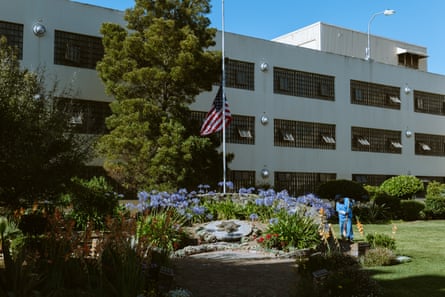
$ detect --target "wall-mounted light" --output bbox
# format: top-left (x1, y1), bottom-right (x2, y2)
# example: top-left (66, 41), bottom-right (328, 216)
top-left (260, 114), bottom-right (269, 125)
top-left (404, 86), bottom-right (411, 94)
top-left (32, 22), bottom-right (46, 37)
top-left (260, 168), bottom-right (270, 179)
top-left (405, 130), bottom-right (413, 137)
top-left (260, 62), bottom-right (269, 72)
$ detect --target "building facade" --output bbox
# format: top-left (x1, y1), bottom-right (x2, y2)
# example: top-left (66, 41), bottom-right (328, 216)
top-left (2, 0), bottom-right (445, 195)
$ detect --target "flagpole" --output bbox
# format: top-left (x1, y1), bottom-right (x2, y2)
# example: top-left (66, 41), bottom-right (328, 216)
top-left (221, 0), bottom-right (227, 194)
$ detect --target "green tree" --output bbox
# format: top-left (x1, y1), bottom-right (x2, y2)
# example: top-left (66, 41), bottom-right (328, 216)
top-left (96, 0), bottom-right (223, 192)
top-left (0, 38), bottom-right (92, 210)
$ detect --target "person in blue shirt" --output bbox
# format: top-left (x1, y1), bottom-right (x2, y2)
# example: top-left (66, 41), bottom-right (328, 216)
top-left (335, 195), bottom-right (354, 242)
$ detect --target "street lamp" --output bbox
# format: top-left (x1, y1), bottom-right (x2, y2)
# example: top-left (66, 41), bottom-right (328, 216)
top-left (365, 9), bottom-right (395, 60)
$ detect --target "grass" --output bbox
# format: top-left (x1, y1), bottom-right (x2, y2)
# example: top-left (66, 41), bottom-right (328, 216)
top-left (353, 220), bottom-right (445, 297)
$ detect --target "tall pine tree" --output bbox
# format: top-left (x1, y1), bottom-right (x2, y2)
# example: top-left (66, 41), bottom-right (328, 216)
top-left (97, 0), bottom-right (224, 192)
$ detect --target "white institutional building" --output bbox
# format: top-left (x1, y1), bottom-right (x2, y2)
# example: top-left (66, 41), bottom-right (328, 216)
top-left (2, 0), bottom-right (445, 195)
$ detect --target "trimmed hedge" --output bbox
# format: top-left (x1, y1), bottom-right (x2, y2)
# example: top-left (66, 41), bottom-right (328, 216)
top-left (400, 200), bottom-right (425, 221)
top-left (316, 179), bottom-right (368, 201)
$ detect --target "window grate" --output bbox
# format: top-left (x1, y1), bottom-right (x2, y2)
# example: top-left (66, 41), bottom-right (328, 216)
top-left (0, 21), bottom-right (23, 59)
top-left (274, 119), bottom-right (336, 150)
top-left (350, 80), bottom-right (400, 110)
top-left (54, 30), bottom-right (104, 69)
top-left (274, 67), bottom-right (335, 101)
top-left (351, 127), bottom-right (402, 154)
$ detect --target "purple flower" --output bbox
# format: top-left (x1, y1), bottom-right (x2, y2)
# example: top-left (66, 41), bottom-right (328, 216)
top-left (249, 213), bottom-right (259, 221)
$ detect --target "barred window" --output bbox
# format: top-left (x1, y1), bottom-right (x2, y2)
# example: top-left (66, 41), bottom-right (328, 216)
top-left (274, 172), bottom-right (336, 197)
top-left (274, 67), bottom-right (335, 101)
top-left (227, 115), bottom-right (255, 144)
top-left (190, 111), bottom-right (255, 144)
top-left (351, 127), bottom-right (402, 154)
top-left (350, 80), bottom-right (401, 109)
top-left (228, 170), bottom-right (256, 190)
top-left (415, 133), bottom-right (445, 156)
top-left (274, 119), bottom-right (336, 150)
top-left (414, 90), bottom-right (445, 116)
top-left (225, 59), bottom-right (254, 90)
top-left (54, 30), bottom-right (104, 69)
top-left (352, 174), bottom-right (394, 186)
top-left (0, 21), bottom-right (23, 59)
top-left (56, 98), bottom-right (111, 134)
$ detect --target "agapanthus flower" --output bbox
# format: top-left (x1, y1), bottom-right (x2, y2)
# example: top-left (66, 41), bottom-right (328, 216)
top-left (138, 191), bottom-right (149, 202)
top-left (249, 213), bottom-right (259, 221)
top-left (269, 217), bottom-right (278, 225)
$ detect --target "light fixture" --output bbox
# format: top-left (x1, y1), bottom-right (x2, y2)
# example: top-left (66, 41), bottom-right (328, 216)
top-left (404, 86), bottom-right (412, 94)
top-left (260, 114), bottom-right (269, 125)
top-left (365, 9), bottom-right (395, 60)
top-left (260, 168), bottom-right (270, 179)
top-left (405, 130), bottom-right (412, 137)
top-left (260, 62), bottom-right (269, 72)
top-left (32, 22), bottom-right (46, 37)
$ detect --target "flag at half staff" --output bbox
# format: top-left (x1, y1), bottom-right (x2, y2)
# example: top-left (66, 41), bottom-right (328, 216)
top-left (200, 86), bottom-right (232, 136)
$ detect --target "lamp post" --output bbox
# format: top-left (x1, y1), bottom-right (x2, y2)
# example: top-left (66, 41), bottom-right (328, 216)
top-left (365, 9), bottom-right (395, 60)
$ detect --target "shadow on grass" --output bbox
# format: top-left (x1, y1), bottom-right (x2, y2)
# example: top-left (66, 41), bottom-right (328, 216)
top-left (368, 269), bottom-right (445, 297)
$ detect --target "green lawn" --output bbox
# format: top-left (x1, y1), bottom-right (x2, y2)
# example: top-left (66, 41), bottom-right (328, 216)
top-left (353, 220), bottom-right (445, 297)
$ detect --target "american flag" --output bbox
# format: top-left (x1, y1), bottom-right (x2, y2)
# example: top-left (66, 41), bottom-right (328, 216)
top-left (200, 86), bottom-right (232, 136)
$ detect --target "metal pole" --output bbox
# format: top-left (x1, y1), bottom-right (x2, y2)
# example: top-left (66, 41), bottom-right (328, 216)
top-left (221, 0), bottom-right (227, 194)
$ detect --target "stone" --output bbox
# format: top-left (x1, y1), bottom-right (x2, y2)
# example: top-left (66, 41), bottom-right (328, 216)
top-left (203, 220), bottom-right (252, 241)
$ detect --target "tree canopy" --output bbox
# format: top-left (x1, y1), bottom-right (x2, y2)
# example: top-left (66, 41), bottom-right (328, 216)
top-left (96, 0), bottom-right (224, 192)
top-left (0, 38), bottom-right (92, 210)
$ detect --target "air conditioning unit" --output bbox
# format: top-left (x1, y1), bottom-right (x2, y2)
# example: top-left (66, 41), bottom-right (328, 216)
top-left (70, 113), bottom-right (83, 125)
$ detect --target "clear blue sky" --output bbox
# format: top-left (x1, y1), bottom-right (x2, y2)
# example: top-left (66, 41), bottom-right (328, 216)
top-left (77, 0), bottom-right (445, 75)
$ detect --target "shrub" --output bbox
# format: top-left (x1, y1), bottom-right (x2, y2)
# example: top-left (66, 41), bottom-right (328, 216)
top-left (316, 179), bottom-right (369, 201)
top-left (424, 197), bottom-right (445, 219)
top-left (366, 232), bottom-right (396, 250)
top-left (380, 175), bottom-right (424, 199)
top-left (137, 207), bottom-right (187, 258)
top-left (400, 200), bottom-right (425, 221)
top-left (424, 181), bottom-right (445, 218)
top-left (353, 201), bottom-right (390, 223)
top-left (263, 209), bottom-right (320, 251)
top-left (203, 198), bottom-right (245, 220)
top-left (296, 252), bottom-right (382, 297)
top-left (425, 180), bottom-right (445, 199)
top-left (361, 247), bottom-right (396, 267)
top-left (65, 176), bottom-right (121, 230)
top-left (373, 191), bottom-right (401, 219)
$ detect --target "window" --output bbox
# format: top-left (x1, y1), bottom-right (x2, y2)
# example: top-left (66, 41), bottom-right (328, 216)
top-left (321, 135), bottom-right (336, 144)
top-left (190, 111), bottom-right (255, 145)
top-left (414, 133), bottom-right (445, 156)
top-left (228, 170), bottom-right (256, 190)
top-left (56, 98), bottom-right (111, 134)
top-left (351, 127), bottom-right (402, 154)
top-left (388, 95), bottom-right (401, 105)
top-left (357, 137), bottom-right (370, 146)
top-left (0, 21), bottom-right (23, 59)
top-left (225, 59), bottom-right (254, 90)
top-left (275, 172), bottom-right (336, 197)
top-left (414, 90), bottom-right (445, 116)
top-left (238, 127), bottom-right (253, 139)
top-left (281, 130), bottom-right (295, 142)
top-left (274, 119), bottom-right (336, 150)
top-left (350, 80), bottom-right (401, 109)
top-left (227, 115), bottom-right (255, 144)
top-left (54, 30), bottom-right (104, 69)
top-left (389, 140), bottom-right (403, 149)
top-left (274, 67), bottom-right (335, 101)
top-left (352, 174), bottom-right (394, 186)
